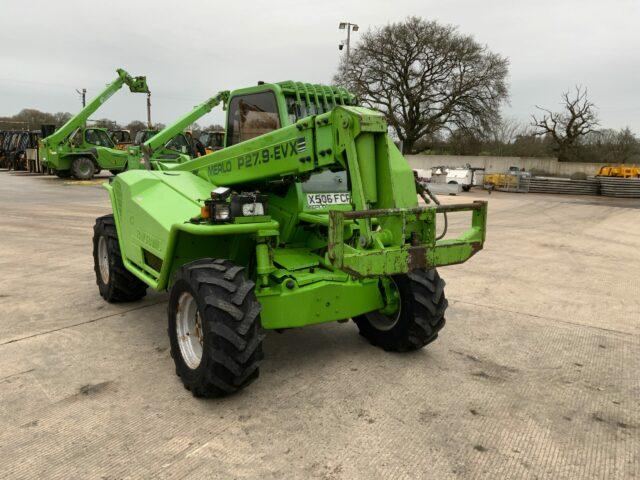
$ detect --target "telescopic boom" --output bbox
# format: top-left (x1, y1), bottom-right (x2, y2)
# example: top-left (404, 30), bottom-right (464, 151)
top-left (44, 68), bottom-right (149, 147)
top-left (140, 91), bottom-right (229, 166)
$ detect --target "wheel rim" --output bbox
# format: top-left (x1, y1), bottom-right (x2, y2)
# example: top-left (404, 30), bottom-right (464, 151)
top-left (79, 160), bottom-right (91, 176)
top-left (98, 236), bottom-right (110, 284)
top-left (176, 292), bottom-right (203, 369)
top-left (365, 278), bottom-right (401, 331)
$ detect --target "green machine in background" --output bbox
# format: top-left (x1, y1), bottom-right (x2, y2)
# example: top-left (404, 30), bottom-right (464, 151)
top-left (39, 69), bottom-right (149, 179)
top-left (93, 80), bottom-right (487, 397)
top-left (124, 92), bottom-right (228, 169)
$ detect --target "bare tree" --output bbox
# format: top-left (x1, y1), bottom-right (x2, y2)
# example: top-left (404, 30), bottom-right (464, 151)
top-left (612, 127), bottom-right (639, 163)
top-left (483, 117), bottom-right (528, 156)
top-left (531, 86), bottom-right (598, 161)
top-left (334, 16), bottom-right (509, 154)
top-left (123, 120), bottom-right (148, 138)
top-left (582, 127), bottom-right (639, 164)
top-left (53, 112), bottom-right (73, 126)
top-left (488, 117), bottom-right (525, 145)
top-left (93, 118), bottom-right (121, 130)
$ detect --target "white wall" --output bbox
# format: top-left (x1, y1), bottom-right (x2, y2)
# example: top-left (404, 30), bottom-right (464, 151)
top-left (406, 155), bottom-right (603, 177)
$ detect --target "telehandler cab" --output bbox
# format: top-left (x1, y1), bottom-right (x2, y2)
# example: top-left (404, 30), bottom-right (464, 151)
top-left (93, 81), bottom-right (487, 397)
top-left (110, 129), bottom-right (132, 150)
top-left (39, 69), bottom-right (149, 179)
top-left (200, 130), bottom-right (225, 154)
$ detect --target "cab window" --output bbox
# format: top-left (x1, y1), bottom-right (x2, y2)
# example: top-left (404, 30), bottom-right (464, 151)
top-left (165, 133), bottom-right (191, 154)
top-left (226, 91), bottom-right (280, 147)
top-left (68, 128), bottom-right (82, 147)
top-left (134, 130), bottom-right (158, 145)
top-left (111, 131), bottom-right (130, 143)
top-left (85, 129), bottom-right (114, 147)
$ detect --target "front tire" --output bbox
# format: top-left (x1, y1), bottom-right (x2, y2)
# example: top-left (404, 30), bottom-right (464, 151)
top-left (168, 259), bottom-right (265, 398)
top-left (71, 156), bottom-right (95, 180)
top-left (354, 269), bottom-right (447, 352)
top-left (93, 215), bottom-right (147, 302)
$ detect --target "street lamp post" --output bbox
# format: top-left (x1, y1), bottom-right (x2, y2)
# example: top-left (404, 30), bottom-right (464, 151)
top-left (338, 21), bottom-right (359, 67)
top-left (76, 88), bottom-right (86, 126)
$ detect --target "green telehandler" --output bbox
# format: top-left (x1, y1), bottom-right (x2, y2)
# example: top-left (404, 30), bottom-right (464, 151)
top-left (39, 69), bottom-right (149, 179)
top-left (93, 81), bottom-right (487, 397)
top-left (124, 92), bottom-right (228, 168)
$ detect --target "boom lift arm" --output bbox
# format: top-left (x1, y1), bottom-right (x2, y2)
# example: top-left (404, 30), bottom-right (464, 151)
top-left (143, 92), bottom-right (228, 156)
top-left (140, 91), bottom-right (229, 167)
top-left (43, 69), bottom-right (149, 148)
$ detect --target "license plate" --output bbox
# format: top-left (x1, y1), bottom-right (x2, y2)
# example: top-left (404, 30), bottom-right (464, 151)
top-left (306, 192), bottom-right (351, 209)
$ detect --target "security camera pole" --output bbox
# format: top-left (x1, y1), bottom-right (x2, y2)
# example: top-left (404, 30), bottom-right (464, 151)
top-left (338, 21), bottom-right (359, 67)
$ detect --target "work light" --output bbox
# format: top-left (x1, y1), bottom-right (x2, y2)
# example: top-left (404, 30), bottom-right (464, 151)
top-left (213, 203), bottom-right (231, 221)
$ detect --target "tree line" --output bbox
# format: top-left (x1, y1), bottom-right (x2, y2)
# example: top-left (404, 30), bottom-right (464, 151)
top-left (0, 108), bottom-right (222, 140)
top-left (335, 16), bottom-right (639, 163)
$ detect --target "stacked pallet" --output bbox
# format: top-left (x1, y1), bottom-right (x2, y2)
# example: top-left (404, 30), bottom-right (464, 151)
top-left (527, 177), bottom-right (600, 195)
top-left (599, 177), bottom-right (640, 198)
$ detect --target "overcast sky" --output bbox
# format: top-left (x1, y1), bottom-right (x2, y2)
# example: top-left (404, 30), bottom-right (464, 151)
top-left (1, 0), bottom-right (639, 132)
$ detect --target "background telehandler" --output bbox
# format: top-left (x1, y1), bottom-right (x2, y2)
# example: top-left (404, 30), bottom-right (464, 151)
top-left (93, 81), bottom-right (487, 397)
top-left (199, 129), bottom-right (225, 154)
top-left (110, 129), bottom-right (132, 150)
top-left (39, 69), bottom-right (149, 179)
top-left (125, 92), bottom-right (228, 168)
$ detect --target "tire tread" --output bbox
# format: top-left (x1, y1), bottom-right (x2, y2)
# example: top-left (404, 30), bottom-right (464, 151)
top-left (354, 269), bottom-right (447, 352)
top-left (93, 215), bottom-right (147, 302)
top-left (169, 259), bottom-right (264, 398)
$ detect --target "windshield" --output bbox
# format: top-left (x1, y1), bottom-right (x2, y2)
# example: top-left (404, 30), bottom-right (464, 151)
top-left (200, 132), bottom-right (224, 148)
top-left (165, 133), bottom-right (192, 154)
top-left (286, 96), bottom-right (314, 124)
top-left (85, 129), bottom-right (115, 147)
top-left (111, 130), bottom-right (131, 143)
top-left (134, 130), bottom-right (159, 145)
top-left (226, 92), bottom-right (280, 147)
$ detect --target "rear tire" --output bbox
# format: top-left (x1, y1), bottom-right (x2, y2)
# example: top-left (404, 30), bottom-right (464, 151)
top-left (168, 259), bottom-right (265, 398)
top-left (93, 215), bottom-right (147, 302)
top-left (354, 269), bottom-right (447, 352)
top-left (71, 156), bottom-right (96, 180)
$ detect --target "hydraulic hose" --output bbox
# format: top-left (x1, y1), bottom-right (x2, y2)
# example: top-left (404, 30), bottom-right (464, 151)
top-left (415, 179), bottom-right (448, 241)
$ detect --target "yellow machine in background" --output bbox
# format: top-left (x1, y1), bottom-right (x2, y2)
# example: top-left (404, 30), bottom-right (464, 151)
top-left (483, 168), bottom-right (531, 193)
top-left (596, 165), bottom-right (640, 178)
